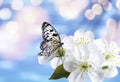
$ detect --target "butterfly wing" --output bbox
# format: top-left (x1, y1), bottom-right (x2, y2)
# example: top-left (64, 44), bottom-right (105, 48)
top-left (39, 22), bottom-right (63, 57)
top-left (42, 22), bottom-right (61, 43)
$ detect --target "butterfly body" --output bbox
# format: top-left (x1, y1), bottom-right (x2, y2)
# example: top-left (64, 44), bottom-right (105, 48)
top-left (39, 22), bottom-right (63, 57)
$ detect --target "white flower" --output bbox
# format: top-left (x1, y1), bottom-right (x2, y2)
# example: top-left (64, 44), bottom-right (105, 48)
top-left (74, 29), bottom-right (94, 45)
top-left (94, 39), bottom-right (120, 78)
top-left (50, 36), bottom-right (74, 69)
top-left (73, 29), bottom-right (98, 58)
top-left (63, 30), bottom-right (104, 82)
top-left (64, 45), bottom-right (104, 82)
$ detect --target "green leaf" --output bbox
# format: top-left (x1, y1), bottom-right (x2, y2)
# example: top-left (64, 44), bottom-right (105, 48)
top-left (49, 64), bottom-right (70, 80)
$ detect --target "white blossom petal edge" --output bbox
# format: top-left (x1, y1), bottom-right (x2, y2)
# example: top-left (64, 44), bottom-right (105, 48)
top-left (64, 30), bottom-right (104, 82)
top-left (64, 45), bottom-right (104, 82)
top-left (94, 39), bottom-right (120, 78)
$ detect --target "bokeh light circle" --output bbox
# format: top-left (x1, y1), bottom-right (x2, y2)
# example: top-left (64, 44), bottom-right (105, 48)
top-left (15, 6), bottom-right (49, 25)
top-left (5, 21), bottom-right (19, 36)
top-left (30, 0), bottom-right (43, 6)
top-left (85, 9), bottom-right (95, 20)
top-left (53, 0), bottom-right (89, 19)
top-left (106, 18), bottom-right (117, 28)
top-left (11, 0), bottom-right (24, 11)
top-left (97, 0), bottom-right (109, 6)
top-left (116, 0), bottom-right (120, 10)
top-left (92, 3), bottom-right (103, 15)
top-left (104, 2), bottom-right (112, 11)
top-left (0, 8), bottom-right (12, 20)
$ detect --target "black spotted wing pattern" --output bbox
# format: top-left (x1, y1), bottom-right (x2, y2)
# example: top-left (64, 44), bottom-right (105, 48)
top-left (39, 22), bottom-right (63, 57)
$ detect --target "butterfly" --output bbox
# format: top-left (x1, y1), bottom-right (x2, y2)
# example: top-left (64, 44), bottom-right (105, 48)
top-left (38, 22), bottom-right (63, 58)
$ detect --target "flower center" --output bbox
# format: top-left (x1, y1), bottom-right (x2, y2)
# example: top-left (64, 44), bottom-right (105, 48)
top-left (105, 52), bottom-right (115, 61)
top-left (79, 62), bottom-right (92, 72)
top-left (56, 47), bottom-right (65, 57)
top-left (105, 42), bottom-right (119, 54)
top-left (76, 37), bottom-right (90, 45)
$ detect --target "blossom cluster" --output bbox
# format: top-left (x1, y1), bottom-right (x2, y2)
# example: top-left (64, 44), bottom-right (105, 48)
top-left (38, 29), bottom-right (120, 82)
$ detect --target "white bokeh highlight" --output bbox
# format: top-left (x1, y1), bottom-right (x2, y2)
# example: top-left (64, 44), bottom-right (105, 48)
top-left (53, 0), bottom-right (89, 19)
top-left (97, 0), bottom-right (109, 6)
top-left (11, 0), bottom-right (24, 11)
top-left (116, 0), bottom-right (120, 10)
top-left (104, 18), bottom-right (117, 42)
top-left (103, 2), bottom-right (112, 11)
top-left (92, 3), bottom-right (103, 15)
top-left (30, 0), bottom-right (43, 6)
top-left (0, 8), bottom-right (12, 20)
top-left (85, 9), bottom-right (95, 20)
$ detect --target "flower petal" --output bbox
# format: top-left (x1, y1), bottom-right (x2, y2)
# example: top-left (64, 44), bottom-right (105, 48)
top-left (75, 71), bottom-right (86, 82)
top-left (74, 29), bottom-right (85, 37)
top-left (73, 45), bottom-right (90, 61)
top-left (88, 69), bottom-right (104, 82)
top-left (74, 29), bottom-right (85, 42)
top-left (68, 69), bottom-right (85, 82)
top-left (89, 44), bottom-right (104, 65)
top-left (63, 55), bottom-right (78, 72)
top-left (85, 31), bottom-right (94, 42)
top-left (50, 57), bottom-right (63, 69)
top-left (62, 36), bottom-right (74, 51)
top-left (79, 44), bottom-right (89, 58)
top-left (73, 45), bottom-right (81, 60)
top-left (103, 66), bottom-right (118, 78)
top-left (116, 55), bottom-right (120, 67)
top-left (94, 39), bottom-right (107, 51)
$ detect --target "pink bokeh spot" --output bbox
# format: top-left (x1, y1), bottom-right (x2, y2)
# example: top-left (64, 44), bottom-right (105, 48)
top-left (0, 6), bottom-right (49, 60)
